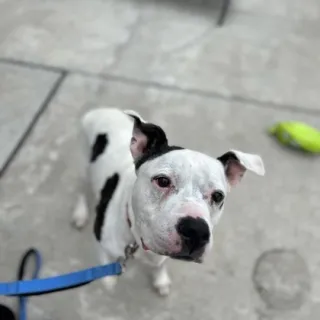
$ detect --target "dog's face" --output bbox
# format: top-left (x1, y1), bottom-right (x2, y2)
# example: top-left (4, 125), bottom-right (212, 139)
top-left (125, 110), bottom-right (265, 263)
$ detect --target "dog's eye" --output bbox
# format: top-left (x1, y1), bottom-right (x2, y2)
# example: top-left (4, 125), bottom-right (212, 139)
top-left (154, 176), bottom-right (171, 188)
top-left (211, 191), bottom-right (224, 204)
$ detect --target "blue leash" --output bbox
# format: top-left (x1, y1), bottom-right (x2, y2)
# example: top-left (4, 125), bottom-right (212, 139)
top-left (0, 248), bottom-right (123, 320)
top-left (17, 249), bottom-right (42, 320)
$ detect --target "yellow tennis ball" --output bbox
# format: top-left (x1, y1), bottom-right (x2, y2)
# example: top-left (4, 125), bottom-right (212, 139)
top-left (268, 121), bottom-right (320, 153)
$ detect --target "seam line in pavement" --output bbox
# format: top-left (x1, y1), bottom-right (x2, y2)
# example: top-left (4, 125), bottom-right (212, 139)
top-left (0, 71), bottom-right (68, 179)
top-left (1, 57), bottom-right (320, 116)
top-left (0, 58), bottom-right (67, 74)
top-left (96, 73), bottom-right (320, 116)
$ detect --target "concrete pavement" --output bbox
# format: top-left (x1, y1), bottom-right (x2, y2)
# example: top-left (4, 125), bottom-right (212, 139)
top-left (0, 1), bottom-right (320, 319)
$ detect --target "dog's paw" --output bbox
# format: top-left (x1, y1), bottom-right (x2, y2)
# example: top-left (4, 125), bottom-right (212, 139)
top-left (101, 276), bottom-right (118, 292)
top-left (71, 195), bottom-right (89, 229)
top-left (153, 269), bottom-right (171, 297)
top-left (154, 282), bottom-right (171, 297)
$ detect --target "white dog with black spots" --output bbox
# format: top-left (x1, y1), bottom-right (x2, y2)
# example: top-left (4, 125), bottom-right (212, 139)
top-left (72, 108), bottom-right (265, 296)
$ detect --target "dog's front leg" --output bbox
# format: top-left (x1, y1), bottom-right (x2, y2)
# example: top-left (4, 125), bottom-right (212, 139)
top-left (142, 252), bottom-right (171, 296)
top-left (97, 244), bottom-right (120, 292)
top-left (152, 260), bottom-right (171, 296)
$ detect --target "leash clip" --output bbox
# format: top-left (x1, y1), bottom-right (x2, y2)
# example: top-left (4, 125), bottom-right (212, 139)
top-left (118, 242), bottom-right (139, 273)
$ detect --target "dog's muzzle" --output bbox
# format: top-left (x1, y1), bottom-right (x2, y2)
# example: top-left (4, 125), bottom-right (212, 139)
top-left (170, 216), bottom-right (210, 263)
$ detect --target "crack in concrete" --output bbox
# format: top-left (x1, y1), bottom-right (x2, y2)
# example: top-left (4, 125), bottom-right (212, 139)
top-left (93, 10), bottom-right (143, 102)
top-left (0, 70), bottom-right (68, 179)
top-left (1, 57), bottom-right (320, 118)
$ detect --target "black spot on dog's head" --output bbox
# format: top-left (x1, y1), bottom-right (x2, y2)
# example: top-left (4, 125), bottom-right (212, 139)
top-left (91, 133), bottom-right (108, 162)
top-left (217, 151), bottom-right (239, 167)
top-left (128, 114), bottom-right (184, 170)
top-left (130, 114), bottom-right (168, 150)
top-left (135, 145), bottom-right (184, 170)
top-left (94, 173), bottom-right (119, 241)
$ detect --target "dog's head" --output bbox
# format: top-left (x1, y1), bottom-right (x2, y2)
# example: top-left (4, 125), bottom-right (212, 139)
top-left (125, 110), bottom-right (265, 263)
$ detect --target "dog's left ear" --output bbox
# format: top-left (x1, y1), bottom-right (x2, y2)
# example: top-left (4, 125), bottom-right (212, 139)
top-left (124, 110), bottom-right (168, 161)
top-left (217, 149), bottom-right (265, 187)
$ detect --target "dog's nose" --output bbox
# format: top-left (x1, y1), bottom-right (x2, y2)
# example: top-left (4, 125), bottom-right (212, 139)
top-left (176, 217), bottom-right (210, 254)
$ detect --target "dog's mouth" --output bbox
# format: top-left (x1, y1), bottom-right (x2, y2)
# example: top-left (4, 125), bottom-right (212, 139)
top-left (170, 255), bottom-right (203, 264)
top-left (140, 237), bottom-right (167, 255)
top-left (140, 239), bottom-right (203, 263)
top-left (140, 238), bottom-right (151, 251)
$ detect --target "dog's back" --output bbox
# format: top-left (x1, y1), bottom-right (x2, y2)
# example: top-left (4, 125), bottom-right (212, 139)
top-left (81, 108), bottom-right (135, 199)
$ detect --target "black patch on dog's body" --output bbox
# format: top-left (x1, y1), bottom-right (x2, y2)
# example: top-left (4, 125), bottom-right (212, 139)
top-left (128, 114), bottom-right (184, 169)
top-left (91, 133), bottom-right (108, 162)
top-left (94, 173), bottom-right (119, 241)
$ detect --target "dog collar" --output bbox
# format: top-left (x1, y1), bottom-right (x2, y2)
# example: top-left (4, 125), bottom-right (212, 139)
top-left (126, 211), bottom-right (132, 229)
top-left (126, 206), bottom-right (151, 252)
top-left (125, 203), bottom-right (139, 256)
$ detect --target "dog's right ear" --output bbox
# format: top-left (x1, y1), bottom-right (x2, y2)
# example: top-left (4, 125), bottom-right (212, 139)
top-left (124, 110), bottom-right (168, 161)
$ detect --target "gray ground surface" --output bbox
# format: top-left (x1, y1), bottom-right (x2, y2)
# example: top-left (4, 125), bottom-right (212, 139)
top-left (0, 1), bottom-right (320, 319)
